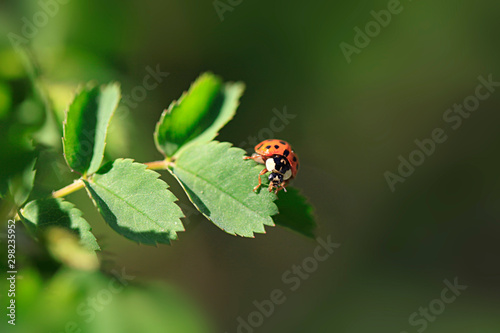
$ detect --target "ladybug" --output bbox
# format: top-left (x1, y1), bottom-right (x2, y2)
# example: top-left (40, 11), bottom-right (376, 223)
top-left (243, 139), bottom-right (299, 194)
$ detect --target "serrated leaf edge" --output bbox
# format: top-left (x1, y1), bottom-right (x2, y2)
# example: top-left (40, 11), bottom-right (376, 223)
top-left (84, 158), bottom-right (185, 246)
top-left (153, 73), bottom-right (244, 157)
top-left (171, 141), bottom-right (278, 238)
top-left (62, 82), bottom-right (121, 176)
top-left (87, 82), bottom-right (121, 175)
top-left (19, 198), bottom-right (100, 251)
top-left (172, 81), bottom-right (245, 158)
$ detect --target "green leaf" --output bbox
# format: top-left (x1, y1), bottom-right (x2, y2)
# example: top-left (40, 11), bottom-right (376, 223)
top-left (7, 157), bottom-right (36, 207)
top-left (9, 269), bottom-right (214, 333)
top-left (154, 72), bottom-right (244, 157)
top-left (274, 187), bottom-right (316, 238)
top-left (63, 82), bottom-right (121, 175)
top-left (20, 198), bottom-right (100, 251)
top-left (0, 129), bottom-right (36, 198)
top-left (172, 141), bottom-right (278, 237)
top-left (84, 158), bottom-right (184, 245)
top-left (0, 150), bottom-right (34, 198)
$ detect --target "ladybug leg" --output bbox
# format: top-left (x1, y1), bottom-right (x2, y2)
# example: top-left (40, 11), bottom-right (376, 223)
top-left (244, 153), bottom-right (265, 165)
top-left (253, 168), bottom-right (268, 192)
top-left (243, 153), bottom-right (259, 160)
top-left (274, 180), bottom-right (290, 194)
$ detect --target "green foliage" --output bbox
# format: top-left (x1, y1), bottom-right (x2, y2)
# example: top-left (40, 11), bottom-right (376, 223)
top-left (20, 198), bottom-right (100, 251)
top-left (0, 51), bottom-right (317, 333)
top-left (154, 72), bottom-right (244, 157)
top-left (0, 147), bottom-right (34, 198)
top-left (84, 159), bottom-right (184, 245)
top-left (7, 158), bottom-right (36, 206)
top-left (274, 187), bottom-right (316, 238)
top-left (0, 268), bottom-right (213, 333)
top-left (63, 83), bottom-right (120, 175)
top-left (0, 51), bottom-right (42, 197)
top-left (6, 72), bottom-right (315, 256)
top-left (172, 141), bottom-right (278, 237)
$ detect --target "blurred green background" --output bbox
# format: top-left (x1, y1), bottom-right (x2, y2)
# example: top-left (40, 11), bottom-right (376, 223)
top-left (1, 0), bottom-right (500, 332)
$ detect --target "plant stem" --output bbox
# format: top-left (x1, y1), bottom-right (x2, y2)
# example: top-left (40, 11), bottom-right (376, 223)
top-left (144, 160), bottom-right (173, 170)
top-left (51, 160), bottom-right (174, 199)
top-left (52, 179), bottom-right (85, 198)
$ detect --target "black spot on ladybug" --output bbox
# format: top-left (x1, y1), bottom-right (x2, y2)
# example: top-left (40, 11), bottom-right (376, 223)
top-left (274, 145), bottom-right (280, 149)
top-left (266, 145), bottom-right (271, 149)
top-left (283, 149), bottom-right (290, 157)
top-left (279, 141), bottom-right (286, 145)
top-left (293, 156), bottom-right (297, 162)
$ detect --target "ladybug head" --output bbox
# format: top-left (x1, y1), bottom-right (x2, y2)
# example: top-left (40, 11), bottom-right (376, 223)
top-left (265, 155), bottom-right (292, 193)
top-left (268, 172), bottom-right (283, 189)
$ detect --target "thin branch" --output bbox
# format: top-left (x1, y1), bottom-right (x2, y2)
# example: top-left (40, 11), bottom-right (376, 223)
top-left (52, 179), bottom-right (85, 198)
top-left (144, 160), bottom-right (174, 170)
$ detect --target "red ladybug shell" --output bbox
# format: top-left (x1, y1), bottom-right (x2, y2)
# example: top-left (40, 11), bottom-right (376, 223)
top-left (254, 139), bottom-right (299, 177)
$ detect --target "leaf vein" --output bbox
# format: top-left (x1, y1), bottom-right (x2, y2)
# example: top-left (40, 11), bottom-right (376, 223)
top-left (174, 164), bottom-right (272, 222)
top-left (90, 181), bottom-right (168, 231)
